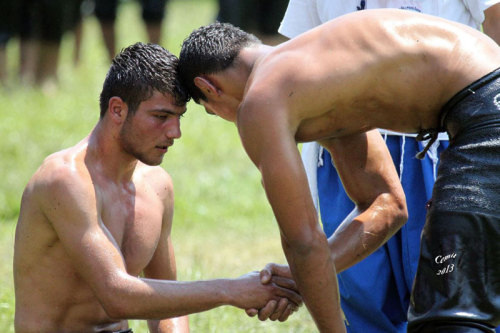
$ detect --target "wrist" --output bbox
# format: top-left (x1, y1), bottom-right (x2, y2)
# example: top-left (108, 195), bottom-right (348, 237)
top-left (216, 278), bottom-right (235, 307)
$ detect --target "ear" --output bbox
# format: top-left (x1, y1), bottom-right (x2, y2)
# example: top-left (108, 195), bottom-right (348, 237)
top-left (108, 96), bottom-right (128, 124)
top-left (194, 76), bottom-right (221, 99)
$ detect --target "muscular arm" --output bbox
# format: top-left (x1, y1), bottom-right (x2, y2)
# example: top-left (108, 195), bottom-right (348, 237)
top-left (319, 130), bottom-right (408, 272)
top-left (143, 176), bottom-right (189, 332)
top-left (38, 164), bottom-right (300, 320)
top-left (483, 3), bottom-right (500, 45)
top-left (237, 99), bottom-right (345, 332)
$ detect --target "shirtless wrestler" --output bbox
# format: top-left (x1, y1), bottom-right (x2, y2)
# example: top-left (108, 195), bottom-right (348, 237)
top-left (178, 9), bottom-right (500, 332)
top-left (13, 42), bottom-right (301, 333)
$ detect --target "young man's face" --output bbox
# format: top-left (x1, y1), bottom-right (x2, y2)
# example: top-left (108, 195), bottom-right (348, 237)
top-left (119, 90), bottom-right (185, 166)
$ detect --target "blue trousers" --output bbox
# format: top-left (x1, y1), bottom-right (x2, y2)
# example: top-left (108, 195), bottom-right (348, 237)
top-left (318, 135), bottom-right (447, 333)
top-left (320, 135), bottom-right (500, 332)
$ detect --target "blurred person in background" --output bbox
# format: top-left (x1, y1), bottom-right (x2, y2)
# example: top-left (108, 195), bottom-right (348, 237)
top-left (217, 0), bottom-right (288, 45)
top-left (275, 1), bottom-right (500, 332)
top-left (95, 0), bottom-right (169, 61)
top-left (0, 0), bottom-right (17, 84)
top-left (0, 0), bottom-right (84, 88)
top-left (20, 0), bottom-right (84, 88)
top-left (0, 0), bottom-right (21, 85)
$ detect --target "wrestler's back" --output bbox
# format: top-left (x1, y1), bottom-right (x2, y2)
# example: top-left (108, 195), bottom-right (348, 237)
top-left (14, 141), bottom-right (166, 332)
top-left (250, 9), bottom-right (500, 141)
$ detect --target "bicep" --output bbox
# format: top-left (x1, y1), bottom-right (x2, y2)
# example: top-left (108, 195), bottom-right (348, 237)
top-left (39, 173), bottom-right (127, 292)
top-left (238, 103), bottom-right (318, 240)
top-left (319, 130), bottom-right (403, 209)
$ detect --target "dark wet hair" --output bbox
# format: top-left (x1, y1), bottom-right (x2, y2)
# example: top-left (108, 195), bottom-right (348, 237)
top-left (99, 42), bottom-right (189, 118)
top-left (178, 22), bottom-right (261, 104)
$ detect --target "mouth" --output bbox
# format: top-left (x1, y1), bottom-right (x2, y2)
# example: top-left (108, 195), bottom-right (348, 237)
top-left (156, 143), bottom-right (172, 152)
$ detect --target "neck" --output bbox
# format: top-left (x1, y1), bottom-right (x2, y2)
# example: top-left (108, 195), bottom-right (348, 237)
top-left (238, 44), bottom-right (274, 74)
top-left (86, 121), bottom-right (139, 183)
top-left (221, 44), bottom-right (274, 101)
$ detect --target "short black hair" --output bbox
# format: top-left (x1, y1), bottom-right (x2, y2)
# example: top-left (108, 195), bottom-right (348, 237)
top-left (178, 22), bottom-right (260, 104)
top-left (99, 42), bottom-right (189, 118)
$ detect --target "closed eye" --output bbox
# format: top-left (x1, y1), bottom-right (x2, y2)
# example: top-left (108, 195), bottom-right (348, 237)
top-left (154, 111), bottom-right (185, 119)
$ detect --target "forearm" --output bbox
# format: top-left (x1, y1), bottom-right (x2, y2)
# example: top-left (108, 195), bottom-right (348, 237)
top-left (483, 4), bottom-right (500, 45)
top-left (483, 21), bottom-right (500, 45)
top-left (328, 196), bottom-right (407, 272)
top-left (100, 274), bottom-right (233, 319)
top-left (148, 316), bottom-right (189, 333)
top-left (282, 233), bottom-right (346, 332)
top-left (319, 131), bottom-right (407, 272)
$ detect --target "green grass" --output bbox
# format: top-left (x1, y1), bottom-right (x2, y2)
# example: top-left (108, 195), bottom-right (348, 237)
top-left (0, 0), bottom-right (316, 331)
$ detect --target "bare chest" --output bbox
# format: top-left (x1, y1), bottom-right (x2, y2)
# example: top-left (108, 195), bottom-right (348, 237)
top-left (294, 108), bottom-right (366, 142)
top-left (99, 191), bottom-right (164, 275)
top-left (292, 83), bottom-right (439, 142)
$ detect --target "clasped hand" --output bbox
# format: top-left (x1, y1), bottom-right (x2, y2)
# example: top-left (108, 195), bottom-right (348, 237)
top-left (244, 263), bottom-right (300, 322)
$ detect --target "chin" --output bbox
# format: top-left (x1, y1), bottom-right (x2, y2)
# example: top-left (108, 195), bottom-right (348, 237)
top-left (142, 159), bottom-right (163, 166)
top-left (137, 155), bottom-right (164, 166)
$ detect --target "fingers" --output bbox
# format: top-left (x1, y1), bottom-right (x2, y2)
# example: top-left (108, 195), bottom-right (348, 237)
top-left (260, 263), bottom-right (292, 285)
top-left (258, 298), bottom-right (298, 322)
top-left (278, 303), bottom-right (297, 322)
top-left (267, 263), bottom-right (292, 278)
top-left (243, 266), bottom-right (301, 323)
top-left (271, 275), bottom-right (298, 291)
top-left (245, 308), bottom-right (258, 317)
top-left (260, 265), bottom-right (272, 284)
top-left (258, 300), bottom-right (277, 321)
top-left (275, 284), bottom-right (302, 306)
top-left (247, 297), bottom-right (300, 322)
top-left (269, 297), bottom-right (288, 321)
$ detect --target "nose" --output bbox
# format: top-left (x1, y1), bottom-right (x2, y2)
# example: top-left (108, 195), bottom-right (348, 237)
top-left (201, 101), bottom-right (216, 116)
top-left (164, 117), bottom-right (182, 139)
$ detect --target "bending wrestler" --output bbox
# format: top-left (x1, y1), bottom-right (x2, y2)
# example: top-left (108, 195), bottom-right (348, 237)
top-left (179, 10), bottom-right (500, 332)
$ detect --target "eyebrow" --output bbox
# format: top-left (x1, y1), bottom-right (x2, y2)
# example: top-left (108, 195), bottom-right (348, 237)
top-left (151, 108), bottom-right (187, 116)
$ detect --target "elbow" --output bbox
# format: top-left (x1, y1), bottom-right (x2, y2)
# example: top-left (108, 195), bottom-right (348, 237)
top-left (380, 192), bottom-right (408, 236)
top-left (366, 192), bottom-right (408, 237)
top-left (388, 205), bottom-right (407, 240)
top-left (281, 224), bottom-right (329, 258)
top-left (379, 190), bottom-right (407, 226)
top-left (393, 193), bottom-right (408, 230)
top-left (99, 291), bottom-right (130, 319)
top-left (96, 275), bottom-right (137, 319)
top-left (102, 302), bottom-right (130, 320)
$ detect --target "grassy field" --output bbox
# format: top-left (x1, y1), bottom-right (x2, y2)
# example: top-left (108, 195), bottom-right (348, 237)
top-left (0, 0), bottom-right (317, 331)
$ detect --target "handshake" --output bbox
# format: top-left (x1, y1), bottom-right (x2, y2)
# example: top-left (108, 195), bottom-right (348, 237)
top-left (231, 263), bottom-right (302, 322)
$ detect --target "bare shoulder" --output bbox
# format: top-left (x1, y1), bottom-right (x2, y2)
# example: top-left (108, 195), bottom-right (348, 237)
top-left (21, 145), bottom-right (95, 217)
top-left (242, 45), bottom-right (332, 132)
top-left (242, 48), bottom-right (304, 121)
top-left (135, 163), bottom-right (174, 202)
top-left (249, 47), bottom-right (302, 97)
top-left (15, 144), bottom-right (97, 284)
